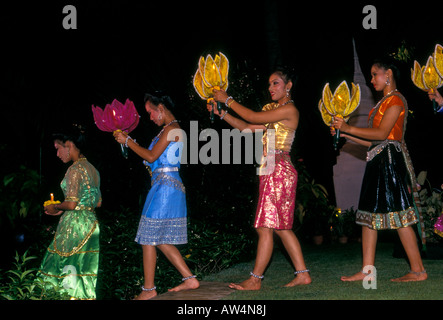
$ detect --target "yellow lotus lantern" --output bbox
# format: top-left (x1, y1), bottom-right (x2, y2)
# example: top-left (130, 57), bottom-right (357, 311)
top-left (193, 52), bottom-right (229, 122)
top-left (411, 55), bottom-right (443, 113)
top-left (433, 44), bottom-right (443, 78)
top-left (319, 81), bottom-right (361, 150)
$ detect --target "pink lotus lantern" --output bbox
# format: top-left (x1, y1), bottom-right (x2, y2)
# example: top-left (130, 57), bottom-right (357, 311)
top-left (92, 98), bottom-right (140, 158)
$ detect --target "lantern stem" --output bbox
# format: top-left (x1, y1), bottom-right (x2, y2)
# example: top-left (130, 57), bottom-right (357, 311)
top-left (333, 129), bottom-right (340, 150)
top-left (432, 98), bottom-right (438, 114)
top-left (120, 144), bottom-right (128, 159)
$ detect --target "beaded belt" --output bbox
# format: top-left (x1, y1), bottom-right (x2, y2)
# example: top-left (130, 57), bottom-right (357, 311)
top-left (366, 140), bottom-right (402, 162)
top-left (154, 167), bottom-right (179, 173)
top-left (74, 205), bottom-right (95, 212)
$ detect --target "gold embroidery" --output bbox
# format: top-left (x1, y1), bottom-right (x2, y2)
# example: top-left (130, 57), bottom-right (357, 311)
top-left (38, 270), bottom-right (97, 279)
top-left (51, 220), bottom-right (99, 257)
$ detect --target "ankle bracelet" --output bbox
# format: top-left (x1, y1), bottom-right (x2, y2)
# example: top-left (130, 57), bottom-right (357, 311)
top-left (182, 275), bottom-right (197, 282)
top-left (250, 272), bottom-right (264, 279)
top-left (409, 269), bottom-right (426, 276)
top-left (141, 285), bottom-right (156, 292)
top-left (294, 269), bottom-right (310, 275)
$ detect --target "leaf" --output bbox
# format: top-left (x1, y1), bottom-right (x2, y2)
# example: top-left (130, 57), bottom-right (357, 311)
top-left (417, 171), bottom-right (427, 185)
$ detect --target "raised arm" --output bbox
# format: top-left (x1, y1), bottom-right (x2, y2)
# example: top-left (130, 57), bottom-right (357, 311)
top-left (333, 104), bottom-right (402, 142)
top-left (114, 124), bottom-right (180, 163)
top-left (207, 102), bottom-right (266, 132)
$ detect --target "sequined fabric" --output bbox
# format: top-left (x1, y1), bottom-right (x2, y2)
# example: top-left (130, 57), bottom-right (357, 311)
top-left (434, 214), bottom-right (443, 237)
top-left (38, 158), bottom-right (101, 300)
top-left (254, 152), bottom-right (297, 230)
top-left (261, 103), bottom-right (295, 153)
top-left (135, 138), bottom-right (187, 245)
top-left (255, 103), bottom-right (297, 230)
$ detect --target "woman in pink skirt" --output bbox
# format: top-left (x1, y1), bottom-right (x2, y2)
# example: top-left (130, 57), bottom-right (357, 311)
top-left (208, 67), bottom-right (311, 290)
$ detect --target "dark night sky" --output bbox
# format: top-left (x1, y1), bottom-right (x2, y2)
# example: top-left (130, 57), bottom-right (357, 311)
top-left (2, 1), bottom-right (443, 208)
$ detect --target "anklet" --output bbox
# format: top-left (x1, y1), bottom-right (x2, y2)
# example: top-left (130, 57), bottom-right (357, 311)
top-left (182, 275), bottom-right (197, 282)
top-left (294, 269), bottom-right (310, 275)
top-left (141, 285), bottom-right (156, 292)
top-left (409, 269), bottom-right (426, 276)
top-left (250, 272), bottom-right (264, 279)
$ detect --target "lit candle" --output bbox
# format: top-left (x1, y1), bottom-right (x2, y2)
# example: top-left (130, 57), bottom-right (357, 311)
top-left (50, 193), bottom-right (54, 202)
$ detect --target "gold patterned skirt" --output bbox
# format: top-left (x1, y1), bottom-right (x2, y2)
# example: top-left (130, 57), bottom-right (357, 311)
top-left (356, 142), bottom-right (418, 230)
top-left (37, 209), bottom-right (99, 299)
top-left (254, 152), bottom-right (297, 230)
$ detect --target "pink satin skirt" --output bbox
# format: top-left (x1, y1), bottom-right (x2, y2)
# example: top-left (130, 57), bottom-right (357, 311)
top-left (254, 152), bottom-right (298, 230)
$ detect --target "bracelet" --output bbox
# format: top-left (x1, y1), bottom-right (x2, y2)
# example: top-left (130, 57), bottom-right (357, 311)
top-left (220, 110), bottom-right (228, 120)
top-left (125, 136), bottom-right (136, 147)
top-left (225, 96), bottom-right (233, 107)
top-left (227, 98), bottom-right (235, 108)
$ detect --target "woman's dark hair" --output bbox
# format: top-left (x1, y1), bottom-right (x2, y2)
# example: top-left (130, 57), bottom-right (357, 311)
top-left (53, 124), bottom-right (86, 151)
top-left (372, 58), bottom-right (401, 83)
top-left (144, 91), bottom-right (175, 111)
top-left (271, 65), bottom-right (297, 86)
top-left (270, 65), bottom-right (298, 96)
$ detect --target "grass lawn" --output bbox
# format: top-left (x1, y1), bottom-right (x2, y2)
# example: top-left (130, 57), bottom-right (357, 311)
top-left (203, 241), bottom-right (443, 300)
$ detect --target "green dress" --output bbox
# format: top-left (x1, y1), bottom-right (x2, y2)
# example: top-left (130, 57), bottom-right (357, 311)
top-left (38, 158), bottom-right (101, 300)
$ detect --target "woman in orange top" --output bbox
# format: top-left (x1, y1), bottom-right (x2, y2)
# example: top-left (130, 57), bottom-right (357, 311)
top-left (333, 59), bottom-right (426, 282)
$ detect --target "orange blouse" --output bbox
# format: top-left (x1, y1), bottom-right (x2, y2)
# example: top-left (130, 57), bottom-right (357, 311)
top-left (368, 95), bottom-right (405, 141)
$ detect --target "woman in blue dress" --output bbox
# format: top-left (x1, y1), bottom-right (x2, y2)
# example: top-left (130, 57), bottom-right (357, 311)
top-left (114, 93), bottom-right (199, 300)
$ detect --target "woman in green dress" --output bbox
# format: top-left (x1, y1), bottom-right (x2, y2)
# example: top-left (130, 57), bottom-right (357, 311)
top-left (38, 125), bottom-right (102, 299)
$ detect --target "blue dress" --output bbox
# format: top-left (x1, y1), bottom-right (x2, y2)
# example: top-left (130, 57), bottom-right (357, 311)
top-left (135, 137), bottom-right (187, 245)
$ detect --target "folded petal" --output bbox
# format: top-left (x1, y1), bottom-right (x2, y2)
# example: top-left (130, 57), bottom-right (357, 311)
top-left (203, 54), bottom-right (221, 87)
top-left (217, 52), bottom-right (229, 88)
top-left (123, 99), bottom-right (140, 133)
top-left (193, 69), bottom-right (209, 99)
top-left (332, 80), bottom-right (350, 115)
top-left (92, 105), bottom-right (114, 132)
top-left (423, 56), bottom-right (443, 90)
top-left (411, 60), bottom-right (427, 90)
top-left (322, 83), bottom-right (335, 115)
top-left (433, 44), bottom-right (443, 78)
top-left (343, 83), bottom-right (361, 117)
top-left (318, 99), bottom-right (333, 126)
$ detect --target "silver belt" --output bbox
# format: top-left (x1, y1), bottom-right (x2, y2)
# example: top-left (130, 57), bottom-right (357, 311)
top-left (366, 140), bottom-right (402, 162)
top-left (154, 167), bottom-right (179, 173)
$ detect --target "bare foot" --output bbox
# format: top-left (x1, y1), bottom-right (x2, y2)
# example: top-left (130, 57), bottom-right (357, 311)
top-left (341, 271), bottom-right (367, 282)
top-left (134, 289), bottom-right (157, 300)
top-left (229, 276), bottom-right (261, 291)
top-left (283, 273), bottom-right (312, 287)
top-left (391, 270), bottom-right (427, 282)
top-left (168, 277), bottom-right (200, 292)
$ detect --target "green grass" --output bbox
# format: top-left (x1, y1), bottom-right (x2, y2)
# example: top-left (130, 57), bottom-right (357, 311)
top-left (203, 241), bottom-right (443, 300)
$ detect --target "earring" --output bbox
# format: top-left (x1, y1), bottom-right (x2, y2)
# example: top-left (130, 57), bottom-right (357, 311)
top-left (158, 113), bottom-right (162, 121)
top-left (386, 77), bottom-right (391, 86)
top-left (286, 89), bottom-right (290, 97)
